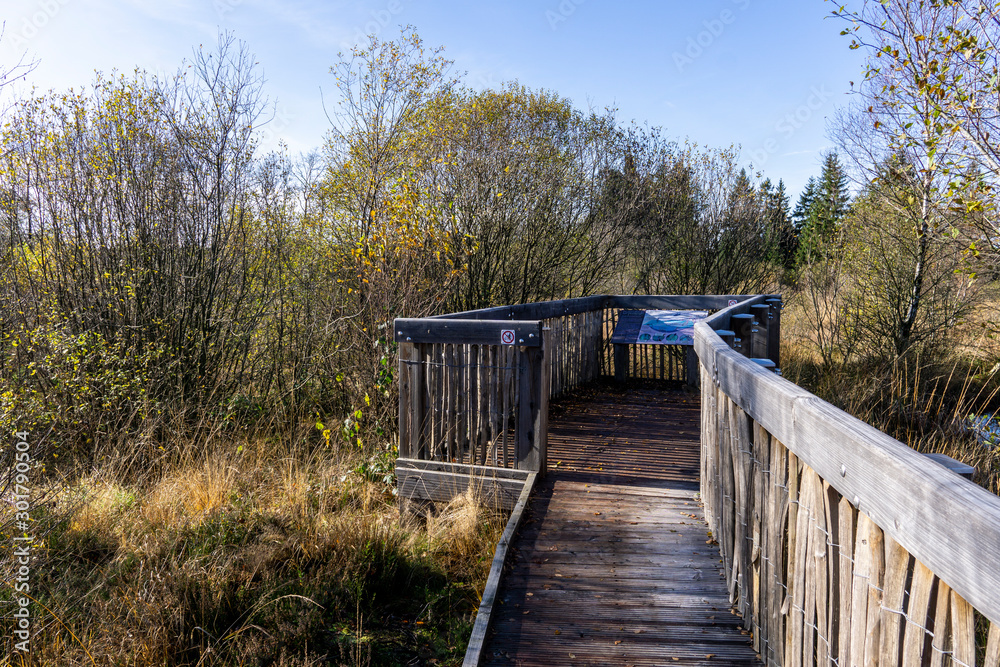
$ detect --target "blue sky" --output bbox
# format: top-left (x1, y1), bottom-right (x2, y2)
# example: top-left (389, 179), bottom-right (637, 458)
top-left (0, 0), bottom-right (866, 201)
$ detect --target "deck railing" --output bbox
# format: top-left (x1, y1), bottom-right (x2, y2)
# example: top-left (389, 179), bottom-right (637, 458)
top-left (695, 296), bottom-right (1000, 667)
top-left (393, 294), bottom-right (759, 510)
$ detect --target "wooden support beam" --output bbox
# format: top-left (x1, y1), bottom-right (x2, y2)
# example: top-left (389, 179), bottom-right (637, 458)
top-left (750, 304), bottom-right (770, 359)
top-left (730, 314), bottom-right (755, 358)
top-left (686, 346), bottom-right (699, 388)
top-left (614, 343), bottom-right (628, 383)
top-left (395, 459), bottom-right (530, 510)
top-left (766, 298), bottom-right (782, 366)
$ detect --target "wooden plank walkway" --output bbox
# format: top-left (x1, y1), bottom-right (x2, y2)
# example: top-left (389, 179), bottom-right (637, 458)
top-left (482, 384), bottom-right (760, 666)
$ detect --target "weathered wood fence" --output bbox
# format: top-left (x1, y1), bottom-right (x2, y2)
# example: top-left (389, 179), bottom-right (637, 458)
top-left (696, 295), bottom-right (1000, 667)
top-left (393, 294), bottom-right (762, 510)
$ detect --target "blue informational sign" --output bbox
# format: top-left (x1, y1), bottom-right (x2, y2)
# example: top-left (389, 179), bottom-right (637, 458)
top-left (610, 310), bottom-right (709, 346)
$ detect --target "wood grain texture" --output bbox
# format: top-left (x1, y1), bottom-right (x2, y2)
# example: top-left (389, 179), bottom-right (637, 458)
top-left (480, 387), bottom-right (759, 666)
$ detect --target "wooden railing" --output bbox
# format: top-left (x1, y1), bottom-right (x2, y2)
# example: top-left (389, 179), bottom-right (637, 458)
top-left (393, 294), bottom-right (759, 509)
top-left (695, 296), bottom-right (1000, 667)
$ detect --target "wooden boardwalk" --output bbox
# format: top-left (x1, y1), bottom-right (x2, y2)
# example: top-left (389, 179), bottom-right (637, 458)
top-left (482, 384), bottom-right (760, 666)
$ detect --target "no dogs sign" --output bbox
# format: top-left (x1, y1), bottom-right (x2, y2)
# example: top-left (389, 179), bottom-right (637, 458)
top-left (500, 329), bottom-right (516, 345)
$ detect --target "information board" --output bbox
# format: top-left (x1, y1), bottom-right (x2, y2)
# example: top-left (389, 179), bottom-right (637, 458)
top-left (610, 309), bottom-right (709, 346)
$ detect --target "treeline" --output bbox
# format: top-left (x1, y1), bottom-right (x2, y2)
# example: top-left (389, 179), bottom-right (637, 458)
top-left (0, 29), bottom-right (797, 460)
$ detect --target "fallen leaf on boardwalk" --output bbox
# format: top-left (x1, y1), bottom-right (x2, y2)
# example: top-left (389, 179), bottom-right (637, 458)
top-left (554, 630), bottom-right (561, 635)
top-left (594, 512), bottom-right (601, 516)
top-left (705, 654), bottom-right (715, 659)
top-left (634, 629), bottom-right (643, 634)
top-left (615, 640), bottom-right (622, 645)
top-left (526, 592), bottom-right (533, 596)
top-left (672, 658), bottom-right (680, 661)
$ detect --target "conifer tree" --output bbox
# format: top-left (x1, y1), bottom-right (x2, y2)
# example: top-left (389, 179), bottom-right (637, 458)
top-left (761, 178), bottom-right (796, 269)
top-left (795, 152), bottom-right (851, 262)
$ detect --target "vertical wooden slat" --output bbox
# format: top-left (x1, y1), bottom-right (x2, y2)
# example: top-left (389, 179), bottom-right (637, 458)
top-left (814, 480), bottom-right (834, 667)
top-left (785, 450), bottom-right (801, 667)
top-left (417, 344), bottom-right (429, 459)
top-left (839, 498), bottom-right (856, 667)
top-left (753, 422), bottom-right (769, 654)
top-left (880, 536), bottom-right (909, 667)
top-left (444, 344), bottom-right (454, 461)
top-left (459, 344), bottom-right (469, 463)
top-left (558, 316), bottom-right (564, 393)
top-left (575, 314), bottom-right (582, 387)
top-left (928, 579), bottom-right (952, 667)
top-left (448, 344), bottom-right (457, 461)
top-left (435, 344), bottom-right (445, 461)
top-left (725, 398), bottom-right (743, 604)
top-left (398, 341), bottom-right (414, 459)
top-left (769, 437), bottom-right (788, 667)
top-left (472, 345), bottom-right (485, 466)
top-left (984, 623), bottom-right (1000, 667)
top-left (823, 482), bottom-right (841, 667)
top-left (901, 560), bottom-right (935, 667)
top-left (791, 468), bottom-right (816, 667)
top-left (864, 518), bottom-right (886, 667)
top-left (951, 591), bottom-right (976, 667)
top-left (850, 514), bottom-right (875, 667)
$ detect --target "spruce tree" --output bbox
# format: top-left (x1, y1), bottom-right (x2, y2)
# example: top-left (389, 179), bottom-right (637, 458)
top-left (792, 176), bottom-right (817, 233)
top-left (762, 178), bottom-right (796, 269)
top-left (795, 152), bottom-right (851, 263)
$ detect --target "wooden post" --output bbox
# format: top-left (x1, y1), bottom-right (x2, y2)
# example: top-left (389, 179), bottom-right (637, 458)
top-left (409, 343), bottom-right (425, 459)
top-left (731, 314), bottom-right (755, 358)
top-left (766, 298), bottom-right (782, 367)
top-left (614, 343), bottom-right (628, 383)
top-left (716, 329), bottom-right (736, 350)
top-left (517, 327), bottom-right (549, 473)
top-left (751, 304), bottom-right (770, 359)
top-left (686, 346), bottom-right (699, 388)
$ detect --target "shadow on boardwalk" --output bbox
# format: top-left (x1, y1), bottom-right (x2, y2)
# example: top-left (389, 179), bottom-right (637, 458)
top-left (483, 383), bottom-right (760, 666)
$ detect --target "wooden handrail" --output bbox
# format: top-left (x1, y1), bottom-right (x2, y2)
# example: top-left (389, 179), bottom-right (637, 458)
top-left (695, 296), bottom-right (1000, 667)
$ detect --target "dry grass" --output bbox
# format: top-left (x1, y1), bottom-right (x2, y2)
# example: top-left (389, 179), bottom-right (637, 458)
top-left (781, 289), bottom-right (1000, 495)
top-left (0, 430), bottom-right (506, 666)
